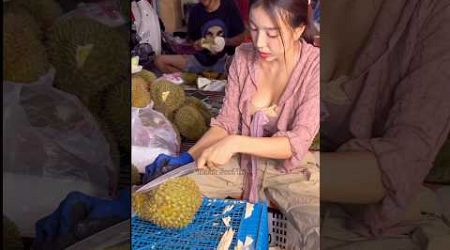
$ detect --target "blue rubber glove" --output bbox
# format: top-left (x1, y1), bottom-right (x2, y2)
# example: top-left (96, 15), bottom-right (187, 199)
top-left (34, 188), bottom-right (130, 245)
top-left (144, 152), bottom-right (194, 183)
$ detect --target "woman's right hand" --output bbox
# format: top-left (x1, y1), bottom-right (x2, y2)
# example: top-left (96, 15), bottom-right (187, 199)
top-left (143, 152), bottom-right (194, 183)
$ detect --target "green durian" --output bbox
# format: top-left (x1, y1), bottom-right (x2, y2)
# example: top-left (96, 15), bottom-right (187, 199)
top-left (174, 106), bottom-right (208, 141)
top-left (48, 17), bottom-right (128, 104)
top-left (3, 5), bottom-right (42, 39)
top-left (8, 0), bottom-right (63, 32)
top-left (132, 75), bottom-right (151, 108)
top-left (3, 12), bottom-right (50, 83)
top-left (3, 216), bottom-right (23, 250)
top-left (132, 177), bottom-right (203, 229)
top-left (181, 72), bottom-right (198, 85)
top-left (184, 96), bottom-right (212, 125)
top-left (135, 69), bottom-right (157, 84)
top-left (150, 79), bottom-right (186, 115)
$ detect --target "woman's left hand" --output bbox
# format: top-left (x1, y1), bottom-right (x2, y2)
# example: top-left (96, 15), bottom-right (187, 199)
top-left (197, 136), bottom-right (238, 169)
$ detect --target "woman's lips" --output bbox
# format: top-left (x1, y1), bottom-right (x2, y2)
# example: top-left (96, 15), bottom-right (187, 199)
top-left (259, 52), bottom-right (271, 59)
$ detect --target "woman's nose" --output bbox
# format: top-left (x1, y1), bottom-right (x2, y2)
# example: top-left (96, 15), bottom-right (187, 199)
top-left (255, 31), bottom-right (266, 49)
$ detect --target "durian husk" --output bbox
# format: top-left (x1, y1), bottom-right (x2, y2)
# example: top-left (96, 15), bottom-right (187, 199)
top-left (181, 72), bottom-right (198, 86)
top-left (174, 106), bottom-right (208, 141)
top-left (150, 79), bottom-right (186, 115)
top-left (132, 177), bottom-right (203, 229)
top-left (9, 0), bottom-right (63, 32)
top-left (3, 12), bottom-right (50, 83)
top-left (184, 96), bottom-right (212, 125)
top-left (3, 5), bottom-right (42, 39)
top-left (48, 17), bottom-right (128, 104)
top-left (132, 75), bottom-right (151, 108)
top-left (135, 70), bottom-right (157, 85)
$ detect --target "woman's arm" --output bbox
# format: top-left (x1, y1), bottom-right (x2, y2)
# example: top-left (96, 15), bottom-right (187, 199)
top-left (188, 126), bottom-right (229, 159)
top-left (190, 46), bottom-right (244, 162)
top-left (231, 135), bottom-right (292, 159)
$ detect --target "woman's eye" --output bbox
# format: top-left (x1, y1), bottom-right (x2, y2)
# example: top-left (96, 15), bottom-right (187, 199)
top-left (267, 30), bottom-right (279, 38)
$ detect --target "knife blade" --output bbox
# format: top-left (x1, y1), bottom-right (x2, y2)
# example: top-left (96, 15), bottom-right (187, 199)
top-left (135, 162), bottom-right (197, 193)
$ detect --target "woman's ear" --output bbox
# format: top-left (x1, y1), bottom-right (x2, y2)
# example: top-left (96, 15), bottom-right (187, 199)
top-left (293, 25), bottom-right (306, 40)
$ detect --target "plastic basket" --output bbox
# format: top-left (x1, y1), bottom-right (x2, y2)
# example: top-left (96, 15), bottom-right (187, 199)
top-left (132, 198), bottom-right (268, 250)
top-left (268, 208), bottom-right (288, 249)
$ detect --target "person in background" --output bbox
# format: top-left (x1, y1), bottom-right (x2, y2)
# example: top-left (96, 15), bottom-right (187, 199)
top-left (155, 0), bottom-right (246, 74)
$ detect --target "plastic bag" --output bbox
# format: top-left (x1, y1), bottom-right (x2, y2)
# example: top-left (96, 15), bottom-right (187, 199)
top-left (3, 69), bottom-right (117, 236)
top-left (132, 106), bottom-right (180, 173)
top-left (62, 0), bottom-right (127, 28)
top-left (132, 0), bottom-right (162, 55)
top-left (3, 68), bottom-right (116, 188)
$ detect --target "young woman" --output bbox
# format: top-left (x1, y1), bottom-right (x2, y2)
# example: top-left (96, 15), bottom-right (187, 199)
top-left (146, 0), bottom-right (319, 248)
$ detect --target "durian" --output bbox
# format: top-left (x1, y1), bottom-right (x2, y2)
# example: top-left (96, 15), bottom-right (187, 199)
top-left (3, 216), bottom-right (24, 250)
top-left (132, 177), bottom-right (203, 229)
top-left (48, 17), bottom-right (128, 104)
top-left (132, 75), bottom-right (151, 108)
top-left (201, 71), bottom-right (221, 80)
top-left (8, 0), bottom-right (63, 32)
top-left (3, 12), bottom-right (50, 83)
top-left (174, 106), bottom-right (208, 140)
top-left (3, 5), bottom-right (42, 39)
top-left (181, 72), bottom-right (198, 86)
top-left (184, 96), bottom-right (212, 125)
top-left (135, 69), bottom-right (157, 84)
top-left (150, 80), bottom-right (186, 115)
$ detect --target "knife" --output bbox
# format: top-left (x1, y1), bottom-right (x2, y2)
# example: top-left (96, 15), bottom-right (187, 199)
top-left (135, 162), bottom-right (197, 193)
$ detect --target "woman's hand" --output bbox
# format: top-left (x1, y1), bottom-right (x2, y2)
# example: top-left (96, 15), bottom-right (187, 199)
top-left (197, 136), bottom-right (237, 169)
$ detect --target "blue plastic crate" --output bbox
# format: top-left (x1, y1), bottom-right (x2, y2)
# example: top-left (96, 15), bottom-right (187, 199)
top-left (132, 198), bottom-right (268, 250)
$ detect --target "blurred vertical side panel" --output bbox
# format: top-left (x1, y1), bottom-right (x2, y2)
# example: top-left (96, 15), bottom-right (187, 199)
top-left (3, 0), bottom-right (131, 249)
top-left (320, 0), bottom-right (450, 249)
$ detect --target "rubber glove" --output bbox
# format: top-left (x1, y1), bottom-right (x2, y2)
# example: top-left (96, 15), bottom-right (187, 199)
top-left (143, 152), bottom-right (194, 183)
top-left (34, 188), bottom-right (130, 247)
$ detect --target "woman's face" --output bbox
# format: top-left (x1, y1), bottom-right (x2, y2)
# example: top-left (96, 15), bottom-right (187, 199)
top-left (249, 6), bottom-right (304, 62)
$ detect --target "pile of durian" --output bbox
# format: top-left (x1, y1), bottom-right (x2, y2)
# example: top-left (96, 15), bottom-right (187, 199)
top-left (132, 177), bottom-right (203, 229)
top-left (132, 70), bottom-right (212, 141)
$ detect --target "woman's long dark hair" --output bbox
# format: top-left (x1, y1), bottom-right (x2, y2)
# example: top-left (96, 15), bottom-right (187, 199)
top-left (251, 0), bottom-right (317, 44)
